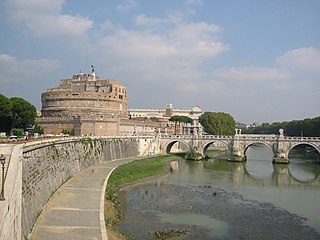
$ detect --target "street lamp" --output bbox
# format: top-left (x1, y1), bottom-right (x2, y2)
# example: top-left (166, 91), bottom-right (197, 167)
top-left (0, 154), bottom-right (6, 201)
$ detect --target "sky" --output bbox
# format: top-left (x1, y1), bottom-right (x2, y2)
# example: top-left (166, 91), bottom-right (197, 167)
top-left (0, 0), bottom-right (319, 124)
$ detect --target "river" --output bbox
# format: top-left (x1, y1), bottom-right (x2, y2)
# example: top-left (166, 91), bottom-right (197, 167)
top-left (117, 144), bottom-right (320, 239)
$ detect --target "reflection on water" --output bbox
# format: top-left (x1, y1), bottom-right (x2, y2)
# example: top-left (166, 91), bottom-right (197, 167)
top-left (166, 144), bottom-right (320, 232)
top-left (245, 143), bottom-right (274, 178)
top-left (289, 145), bottom-right (320, 182)
top-left (118, 144), bottom-right (320, 238)
top-left (289, 159), bottom-right (320, 182)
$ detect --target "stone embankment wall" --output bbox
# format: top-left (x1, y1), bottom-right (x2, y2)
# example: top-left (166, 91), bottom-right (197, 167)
top-left (0, 144), bottom-right (23, 240)
top-left (22, 137), bottom-right (139, 239)
top-left (1, 137), bottom-right (140, 240)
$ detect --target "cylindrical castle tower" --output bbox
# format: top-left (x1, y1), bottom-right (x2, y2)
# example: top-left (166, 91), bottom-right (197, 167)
top-left (41, 73), bottom-right (128, 118)
top-left (38, 71), bottom-right (128, 136)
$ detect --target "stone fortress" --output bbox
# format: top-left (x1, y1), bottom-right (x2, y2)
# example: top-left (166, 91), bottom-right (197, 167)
top-left (38, 66), bottom-right (128, 136)
top-left (37, 67), bottom-right (202, 136)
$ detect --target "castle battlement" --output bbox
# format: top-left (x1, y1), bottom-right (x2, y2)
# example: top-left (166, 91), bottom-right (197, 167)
top-left (38, 71), bottom-right (128, 136)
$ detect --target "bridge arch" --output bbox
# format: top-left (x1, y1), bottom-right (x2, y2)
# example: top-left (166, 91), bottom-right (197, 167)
top-left (288, 142), bottom-right (320, 156)
top-left (202, 140), bottom-right (231, 156)
top-left (243, 141), bottom-right (275, 158)
top-left (163, 140), bottom-right (191, 154)
top-left (287, 143), bottom-right (320, 182)
top-left (158, 134), bottom-right (320, 163)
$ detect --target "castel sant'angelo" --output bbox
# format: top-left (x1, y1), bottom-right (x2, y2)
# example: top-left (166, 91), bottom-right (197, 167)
top-left (37, 67), bottom-right (202, 136)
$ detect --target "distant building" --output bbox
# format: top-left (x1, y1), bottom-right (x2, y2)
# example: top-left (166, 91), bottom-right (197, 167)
top-left (128, 104), bottom-right (202, 135)
top-left (128, 103), bottom-right (202, 121)
top-left (37, 71), bottom-right (128, 136)
top-left (237, 122), bottom-right (261, 130)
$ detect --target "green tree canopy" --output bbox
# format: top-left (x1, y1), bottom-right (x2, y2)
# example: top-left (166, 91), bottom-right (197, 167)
top-left (243, 116), bottom-right (320, 137)
top-left (0, 94), bottom-right (12, 133)
top-left (199, 112), bottom-right (236, 135)
top-left (169, 115), bottom-right (193, 134)
top-left (0, 94), bottom-right (37, 134)
top-left (169, 115), bottom-right (193, 124)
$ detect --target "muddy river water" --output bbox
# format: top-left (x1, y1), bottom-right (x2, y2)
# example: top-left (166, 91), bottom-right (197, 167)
top-left (117, 144), bottom-right (320, 239)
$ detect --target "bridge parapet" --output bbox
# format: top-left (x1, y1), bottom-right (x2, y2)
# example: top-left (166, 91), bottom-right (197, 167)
top-left (235, 134), bottom-right (278, 141)
top-left (158, 133), bottom-right (320, 163)
top-left (160, 134), bottom-right (234, 140)
top-left (283, 136), bottom-right (320, 141)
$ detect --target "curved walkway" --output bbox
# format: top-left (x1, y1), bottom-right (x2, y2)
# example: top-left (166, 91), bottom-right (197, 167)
top-left (30, 157), bottom-right (139, 240)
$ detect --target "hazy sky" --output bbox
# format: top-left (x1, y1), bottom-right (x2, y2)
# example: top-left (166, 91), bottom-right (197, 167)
top-left (0, 0), bottom-right (319, 124)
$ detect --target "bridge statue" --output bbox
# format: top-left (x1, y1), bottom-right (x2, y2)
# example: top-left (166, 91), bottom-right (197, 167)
top-left (156, 129), bottom-right (320, 163)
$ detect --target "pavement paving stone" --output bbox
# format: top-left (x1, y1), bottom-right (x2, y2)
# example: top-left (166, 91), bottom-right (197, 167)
top-left (30, 157), bottom-right (139, 240)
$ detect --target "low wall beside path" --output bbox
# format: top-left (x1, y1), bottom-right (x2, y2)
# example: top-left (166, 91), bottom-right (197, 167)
top-left (0, 136), bottom-right (145, 240)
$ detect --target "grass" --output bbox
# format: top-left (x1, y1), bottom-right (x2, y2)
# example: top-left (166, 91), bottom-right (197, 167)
top-left (104, 154), bottom-right (183, 239)
top-left (106, 154), bottom-right (180, 202)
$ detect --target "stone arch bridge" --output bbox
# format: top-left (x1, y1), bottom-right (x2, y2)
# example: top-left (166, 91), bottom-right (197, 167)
top-left (157, 132), bottom-right (320, 163)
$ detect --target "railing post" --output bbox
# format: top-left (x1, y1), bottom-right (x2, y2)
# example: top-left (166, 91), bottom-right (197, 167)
top-left (273, 129), bottom-right (289, 164)
top-left (0, 154), bottom-right (6, 201)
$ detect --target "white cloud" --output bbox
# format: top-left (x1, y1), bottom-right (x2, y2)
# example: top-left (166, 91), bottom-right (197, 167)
top-left (213, 66), bottom-right (290, 82)
top-left (202, 48), bottom-right (320, 98)
top-left (0, 53), bottom-right (60, 84)
top-left (116, 0), bottom-right (136, 12)
top-left (5, 0), bottom-right (92, 38)
top-left (186, 0), bottom-right (203, 5)
top-left (177, 80), bottom-right (225, 93)
top-left (95, 19), bottom-right (228, 87)
top-left (99, 19), bottom-right (227, 60)
top-left (134, 15), bottom-right (166, 27)
top-left (276, 47), bottom-right (320, 73)
top-left (171, 21), bottom-right (221, 43)
top-left (99, 20), bottom-right (117, 33)
top-left (0, 54), bottom-right (16, 63)
top-left (211, 47), bottom-right (320, 88)
top-left (7, 0), bottom-right (64, 16)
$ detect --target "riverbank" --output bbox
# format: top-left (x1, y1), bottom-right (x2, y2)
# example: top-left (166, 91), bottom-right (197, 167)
top-left (117, 183), bottom-right (320, 240)
top-left (105, 150), bottom-right (320, 239)
top-left (104, 154), bottom-right (184, 240)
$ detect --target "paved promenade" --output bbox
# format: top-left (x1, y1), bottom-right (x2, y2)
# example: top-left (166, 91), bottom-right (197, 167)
top-left (30, 157), bottom-right (139, 240)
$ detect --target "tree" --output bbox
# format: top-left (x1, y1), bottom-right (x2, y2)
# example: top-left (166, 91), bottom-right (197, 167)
top-left (34, 124), bottom-right (44, 134)
top-left (169, 115), bottom-right (193, 124)
top-left (10, 97), bottom-right (37, 130)
top-left (0, 94), bottom-right (12, 134)
top-left (169, 115), bottom-right (193, 134)
top-left (242, 116), bottom-right (320, 137)
top-left (199, 112), bottom-right (236, 135)
top-left (0, 94), bottom-right (37, 134)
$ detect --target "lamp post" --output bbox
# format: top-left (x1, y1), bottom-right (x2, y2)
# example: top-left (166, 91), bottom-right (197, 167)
top-left (0, 154), bottom-right (6, 201)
